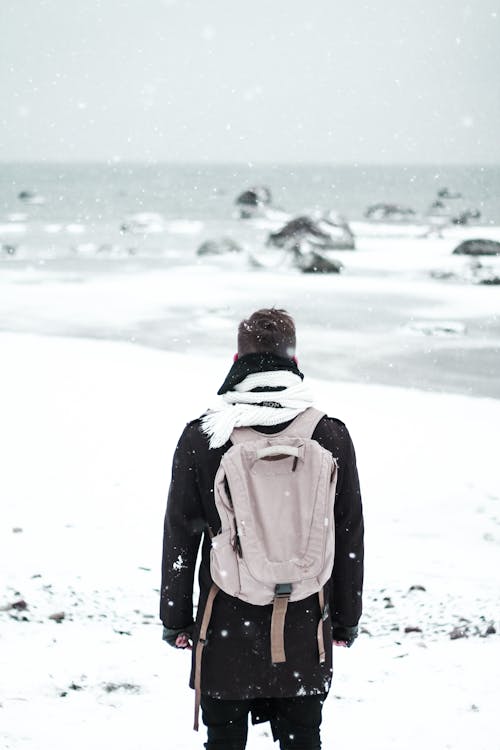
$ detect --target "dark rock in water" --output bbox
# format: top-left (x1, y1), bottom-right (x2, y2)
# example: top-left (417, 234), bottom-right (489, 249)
top-left (364, 203), bottom-right (415, 222)
top-left (236, 186), bottom-right (272, 207)
top-left (268, 215), bottom-right (354, 251)
top-left (437, 187), bottom-right (463, 199)
top-left (404, 626), bottom-right (423, 634)
top-left (18, 190), bottom-right (45, 205)
top-left (299, 250), bottom-right (343, 274)
top-left (197, 237), bottom-right (243, 256)
top-left (269, 216), bottom-right (329, 246)
top-left (484, 623), bottom-right (496, 636)
top-left (427, 194), bottom-right (481, 225)
top-left (452, 209), bottom-right (481, 225)
top-left (2, 244), bottom-right (17, 256)
top-left (452, 239), bottom-right (500, 257)
top-left (430, 259), bottom-right (500, 285)
top-left (235, 186), bottom-right (272, 218)
top-left (408, 584), bottom-right (426, 592)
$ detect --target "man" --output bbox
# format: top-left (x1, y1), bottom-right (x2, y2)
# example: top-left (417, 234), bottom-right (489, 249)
top-left (160, 308), bottom-right (364, 750)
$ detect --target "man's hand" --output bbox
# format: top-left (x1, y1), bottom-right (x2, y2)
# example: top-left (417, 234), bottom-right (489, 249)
top-left (332, 624), bottom-right (358, 648)
top-left (175, 632), bottom-right (193, 650)
top-left (162, 624), bottom-right (195, 649)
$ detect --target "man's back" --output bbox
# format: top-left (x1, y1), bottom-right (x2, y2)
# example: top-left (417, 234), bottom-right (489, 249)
top-left (160, 307), bottom-right (364, 749)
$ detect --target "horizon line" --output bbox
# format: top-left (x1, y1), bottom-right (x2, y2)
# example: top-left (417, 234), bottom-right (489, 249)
top-left (1, 159), bottom-right (499, 169)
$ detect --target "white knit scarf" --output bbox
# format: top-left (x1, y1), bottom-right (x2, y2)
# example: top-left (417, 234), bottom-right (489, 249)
top-left (201, 370), bottom-right (314, 449)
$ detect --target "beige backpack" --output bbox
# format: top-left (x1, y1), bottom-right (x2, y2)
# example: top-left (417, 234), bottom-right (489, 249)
top-left (193, 407), bottom-right (338, 730)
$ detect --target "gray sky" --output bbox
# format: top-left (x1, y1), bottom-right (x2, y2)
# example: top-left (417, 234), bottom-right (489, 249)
top-left (1, 0), bottom-right (499, 163)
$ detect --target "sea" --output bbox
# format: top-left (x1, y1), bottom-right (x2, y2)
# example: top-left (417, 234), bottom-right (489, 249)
top-left (1, 162), bottom-right (499, 260)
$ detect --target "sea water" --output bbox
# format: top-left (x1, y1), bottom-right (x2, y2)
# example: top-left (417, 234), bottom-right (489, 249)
top-left (1, 162), bottom-right (499, 259)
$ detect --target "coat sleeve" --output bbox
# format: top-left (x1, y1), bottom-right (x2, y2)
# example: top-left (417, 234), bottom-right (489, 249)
top-left (160, 424), bottom-right (205, 629)
top-left (329, 421), bottom-right (364, 632)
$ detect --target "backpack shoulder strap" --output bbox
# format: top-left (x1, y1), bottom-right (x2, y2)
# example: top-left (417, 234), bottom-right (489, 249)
top-left (280, 407), bottom-right (325, 438)
top-left (230, 407), bottom-right (325, 445)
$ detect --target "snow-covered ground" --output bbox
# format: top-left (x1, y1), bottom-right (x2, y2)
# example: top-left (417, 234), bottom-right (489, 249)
top-left (1, 222), bottom-right (500, 399)
top-left (1, 333), bottom-right (499, 750)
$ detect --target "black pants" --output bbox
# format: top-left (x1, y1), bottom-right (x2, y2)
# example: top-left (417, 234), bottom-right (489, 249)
top-left (201, 694), bottom-right (326, 750)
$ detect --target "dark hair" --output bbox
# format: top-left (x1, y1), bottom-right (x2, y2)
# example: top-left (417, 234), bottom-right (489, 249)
top-left (237, 308), bottom-right (296, 358)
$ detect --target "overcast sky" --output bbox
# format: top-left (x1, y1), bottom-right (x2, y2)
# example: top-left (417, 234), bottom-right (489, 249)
top-left (1, 0), bottom-right (499, 163)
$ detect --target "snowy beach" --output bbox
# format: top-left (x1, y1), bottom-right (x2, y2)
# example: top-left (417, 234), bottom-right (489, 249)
top-left (1, 162), bottom-right (500, 749)
top-left (3, 0), bottom-right (500, 742)
top-left (1, 333), bottom-right (499, 750)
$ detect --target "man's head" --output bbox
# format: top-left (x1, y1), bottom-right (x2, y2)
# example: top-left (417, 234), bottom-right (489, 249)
top-left (237, 308), bottom-right (296, 359)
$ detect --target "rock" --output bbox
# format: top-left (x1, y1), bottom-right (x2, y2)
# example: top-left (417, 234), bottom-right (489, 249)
top-left (197, 237), bottom-right (243, 256)
top-left (0, 599), bottom-right (28, 612)
top-left (449, 626), bottom-right (468, 640)
top-left (314, 211), bottom-right (355, 249)
top-left (427, 193), bottom-right (481, 225)
top-left (269, 216), bottom-right (328, 246)
top-left (484, 623), bottom-right (496, 636)
top-left (364, 203), bottom-right (415, 222)
top-left (120, 212), bottom-right (165, 234)
top-left (268, 216), bottom-right (354, 251)
top-left (452, 209), bottom-right (481, 225)
top-left (408, 584), bottom-right (426, 592)
top-left (437, 187), bottom-right (462, 199)
top-left (49, 611), bottom-right (66, 623)
top-left (430, 259), bottom-right (500, 285)
top-left (235, 186), bottom-right (272, 218)
top-left (11, 599), bottom-right (28, 611)
top-left (383, 596), bottom-right (395, 609)
top-left (1, 244), bottom-right (17, 256)
top-left (18, 190), bottom-right (45, 205)
top-left (404, 626), bottom-right (423, 634)
top-left (299, 250), bottom-right (343, 274)
top-left (12, 527), bottom-right (23, 533)
top-left (405, 321), bottom-right (466, 337)
top-left (102, 682), bottom-right (141, 694)
top-left (452, 239), bottom-right (500, 257)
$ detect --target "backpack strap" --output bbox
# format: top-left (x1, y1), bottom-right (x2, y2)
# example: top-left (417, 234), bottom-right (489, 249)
top-left (270, 583), bottom-right (291, 663)
top-left (230, 407), bottom-right (325, 445)
top-left (193, 583), bottom-right (219, 731)
top-left (317, 588), bottom-right (327, 663)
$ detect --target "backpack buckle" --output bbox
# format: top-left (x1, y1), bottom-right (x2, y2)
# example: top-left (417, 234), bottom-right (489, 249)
top-left (275, 583), bottom-right (292, 598)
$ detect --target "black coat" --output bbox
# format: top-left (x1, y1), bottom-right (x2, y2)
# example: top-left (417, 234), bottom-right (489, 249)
top-left (160, 414), bottom-right (364, 700)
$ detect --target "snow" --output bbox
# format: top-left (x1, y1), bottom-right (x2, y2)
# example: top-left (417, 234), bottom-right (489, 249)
top-left (1, 332), bottom-right (499, 749)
